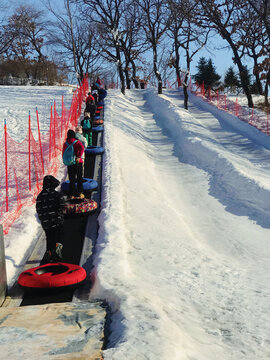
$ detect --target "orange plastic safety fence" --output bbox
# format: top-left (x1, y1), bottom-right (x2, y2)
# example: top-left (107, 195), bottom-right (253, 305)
top-left (0, 75), bottom-right (89, 234)
top-left (189, 82), bottom-right (269, 136)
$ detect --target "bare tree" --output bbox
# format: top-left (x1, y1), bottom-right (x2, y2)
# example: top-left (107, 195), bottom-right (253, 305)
top-left (44, 0), bottom-right (100, 83)
top-left (136, 0), bottom-right (169, 94)
top-left (0, 1), bottom-right (14, 55)
top-left (167, 0), bottom-right (209, 109)
top-left (119, 1), bottom-right (149, 88)
top-left (246, 0), bottom-right (270, 105)
top-left (236, 5), bottom-right (264, 95)
top-left (82, 0), bottom-right (127, 94)
top-left (247, 0), bottom-right (270, 39)
top-left (4, 5), bottom-right (46, 61)
top-left (198, 0), bottom-right (254, 108)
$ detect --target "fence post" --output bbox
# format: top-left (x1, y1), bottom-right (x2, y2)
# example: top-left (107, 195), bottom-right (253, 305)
top-left (267, 109), bottom-right (269, 135)
top-left (235, 98), bottom-right (239, 117)
top-left (0, 224), bottom-right (7, 306)
top-left (53, 100), bottom-right (57, 158)
top-left (250, 105), bottom-right (254, 125)
top-left (28, 111), bottom-right (31, 192)
top-left (49, 103), bottom-right (52, 161)
top-left (4, 120), bottom-right (8, 212)
top-left (61, 95), bottom-right (64, 139)
top-left (36, 107), bottom-right (44, 175)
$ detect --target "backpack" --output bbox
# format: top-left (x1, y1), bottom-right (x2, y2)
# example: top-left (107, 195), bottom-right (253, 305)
top-left (63, 140), bottom-right (78, 166)
top-left (82, 118), bottom-right (91, 130)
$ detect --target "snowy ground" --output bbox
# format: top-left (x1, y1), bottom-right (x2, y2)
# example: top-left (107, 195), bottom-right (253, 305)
top-left (0, 85), bottom-right (74, 285)
top-left (0, 85), bottom-right (74, 140)
top-left (2, 86), bottom-right (270, 359)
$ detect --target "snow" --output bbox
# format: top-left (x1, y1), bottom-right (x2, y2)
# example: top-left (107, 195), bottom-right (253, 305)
top-left (1, 86), bottom-right (270, 359)
top-left (0, 85), bottom-right (74, 283)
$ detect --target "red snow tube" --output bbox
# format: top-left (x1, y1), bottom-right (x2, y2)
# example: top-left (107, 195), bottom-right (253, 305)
top-left (93, 119), bottom-right (104, 125)
top-left (18, 263), bottom-right (86, 289)
top-left (63, 198), bottom-right (98, 215)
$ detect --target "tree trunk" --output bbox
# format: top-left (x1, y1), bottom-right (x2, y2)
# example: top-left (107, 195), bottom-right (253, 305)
top-left (118, 65), bottom-right (125, 95)
top-left (220, 29), bottom-right (253, 108)
top-left (183, 75), bottom-right (189, 110)
top-left (183, 53), bottom-right (191, 110)
top-left (153, 45), bottom-right (162, 94)
top-left (66, 0), bottom-right (79, 84)
top-left (264, 69), bottom-right (270, 107)
top-left (116, 46), bottom-right (125, 95)
top-left (174, 36), bottom-right (181, 87)
top-left (237, 61), bottom-right (253, 108)
top-left (124, 68), bottom-right (131, 89)
top-left (255, 72), bottom-right (263, 95)
top-left (131, 59), bottom-right (139, 88)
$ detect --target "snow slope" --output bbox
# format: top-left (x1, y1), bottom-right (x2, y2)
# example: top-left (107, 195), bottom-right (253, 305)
top-left (2, 86), bottom-right (270, 359)
top-left (91, 88), bottom-right (270, 359)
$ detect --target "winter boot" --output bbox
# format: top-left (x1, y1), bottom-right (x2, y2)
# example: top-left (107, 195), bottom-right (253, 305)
top-left (51, 243), bottom-right (63, 262)
top-left (40, 250), bottom-right (52, 265)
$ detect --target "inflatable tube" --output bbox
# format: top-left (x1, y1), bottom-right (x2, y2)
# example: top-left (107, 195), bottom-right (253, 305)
top-left (18, 263), bottom-right (86, 289)
top-left (92, 125), bottom-right (104, 133)
top-left (63, 198), bottom-right (97, 215)
top-left (93, 119), bottom-right (104, 125)
top-left (85, 145), bottom-right (104, 156)
top-left (61, 178), bottom-right (98, 194)
top-left (97, 106), bottom-right (103, 110)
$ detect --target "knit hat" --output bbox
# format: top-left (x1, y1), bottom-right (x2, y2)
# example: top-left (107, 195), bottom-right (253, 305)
top-left (67, 129), bottom-right (75, 138)
top-left (43, 175), bottom-right (60, 190)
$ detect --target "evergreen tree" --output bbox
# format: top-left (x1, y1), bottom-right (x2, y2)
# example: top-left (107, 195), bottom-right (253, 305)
top-left (224, 66), bottom-right (240, 92)
top-left (206, 59), bottom-right (221, 89)
top-left (193, 57), bottom-right (221, 90)
top-left (193, 57), bottom-right (208, 85)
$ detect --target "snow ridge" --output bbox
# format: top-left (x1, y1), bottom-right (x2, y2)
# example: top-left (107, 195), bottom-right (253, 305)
top-left (146, 89), bottom-right (270, 228)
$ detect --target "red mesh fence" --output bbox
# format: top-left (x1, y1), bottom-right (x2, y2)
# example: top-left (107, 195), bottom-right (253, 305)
top-left (184, 79), bottom-right (269, 136)
top-left (0, 76), bottom-right (89, 234)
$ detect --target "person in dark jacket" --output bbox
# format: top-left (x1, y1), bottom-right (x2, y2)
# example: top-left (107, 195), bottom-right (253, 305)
top-left (62, 129), bottom-right (85, 199)
top-left (36, 175), bottom-right (65, 263)
top-left (84, 96), bottom-right (97, 121)
top-left (98, 87), bottom-right (107, 101)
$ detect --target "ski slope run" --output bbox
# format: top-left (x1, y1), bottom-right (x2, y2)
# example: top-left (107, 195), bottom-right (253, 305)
top-left (92, 88), bottom-right (270, 359)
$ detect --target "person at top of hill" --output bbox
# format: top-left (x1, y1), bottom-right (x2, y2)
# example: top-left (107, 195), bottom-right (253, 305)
top-left (91, 78), bottom-right (102, 104)
top-left (92, 78), bottom-right (101, 91)
top-left (62, 129), bottom-right (85, 199)
top-left (36, 175), bottom-right (65, 264)
top-left (91, 78), bottom-right (107, 103)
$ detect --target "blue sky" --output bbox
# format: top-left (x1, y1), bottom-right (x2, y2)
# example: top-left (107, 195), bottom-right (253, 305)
top-left (8, 0), bottom-right (254, 82)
